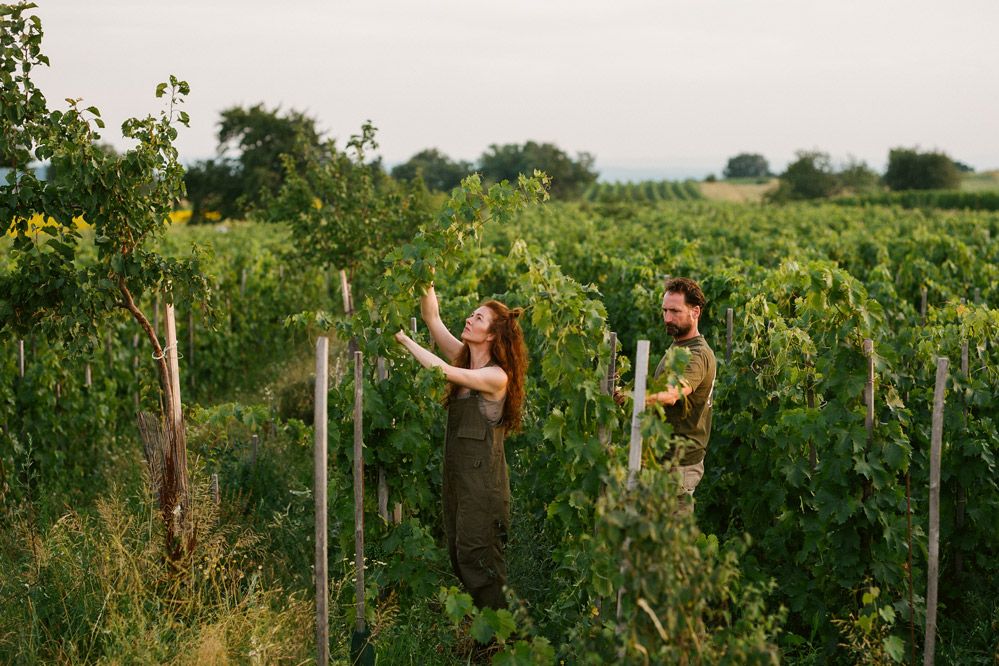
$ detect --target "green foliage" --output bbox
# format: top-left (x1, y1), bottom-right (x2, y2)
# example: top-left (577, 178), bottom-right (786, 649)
top-left (1, 3), bottom-right (207, 357)
top-left (265, 121), bottom-right (432, 285)
top-left (832, 586), bottom-right (906, 665)
top-left (884, 147), bottom-right (961, 191)
top-left (478, 141), bottom-right (597, 199)
top-left (837, 189), bottom-right (999, 211)
top-left (391, 147), bottom-right (473, 192)
top-left (837, 157), bottom-right (882, 195)
top-left (439, 587), bottom-right (555, 664)
top-left (182, 157), bottom-right (243, 224)
top-left (213, 103), bottom-right (324, 217)
top-left (724, 152), bottom-right (771, 179)
top-left (770, 150), bottom-right (839, 201)
top-left (570, 466), bottom-right (783, 664)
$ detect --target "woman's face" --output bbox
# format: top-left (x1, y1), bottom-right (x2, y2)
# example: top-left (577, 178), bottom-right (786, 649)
top-left (461, 306), bottom-right (496, 345)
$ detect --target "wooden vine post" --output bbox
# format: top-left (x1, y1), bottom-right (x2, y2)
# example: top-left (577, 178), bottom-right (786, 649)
top-left (616, 339), bottom-right (649, 635)
top-left (920, 287), bottom-right (928, 325)
top-left (924, 356), bottom-right (948, 666)
top-left (313, 336), bottom-right (329, 665)
top-left (376, 347), bottom-right (390, 524)
top-left (339, 269), bottom-right (353, 315)
top-left (18, 339), bottom-right (24, 378)
top-left (164, 306), bottom-right (190, 526)
top-left (351, 350), bottom-right (374, 663)
top-left (627, 340), bottom-right (650, 491)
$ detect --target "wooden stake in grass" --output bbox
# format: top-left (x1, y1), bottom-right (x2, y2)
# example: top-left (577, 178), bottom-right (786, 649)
top-left (375, 341), bottom-right (390, 523)
top-left (18, 339), bottom-right (24, 378)
top-left (924, 356), bottom-right (948, 666)
top-left (627, 340), bottom-right (650, 491)
top-left (84, 364), bottom-right (92, 388)
top-left (351, 350), bottom-right (374, 662)
top-left (313, 336), bottom-right (329, 666)
top-left (339, 269), bottom-right (353, 315)
top-left (378, 468), bottom-right (389, 523)
top-left (164, 305), bottom-right (190, 545)
top-left (920, 287), bottom-right (928, 325)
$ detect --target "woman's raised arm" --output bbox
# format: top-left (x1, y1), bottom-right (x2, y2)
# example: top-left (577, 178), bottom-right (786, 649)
top-left (420, 284), bottom-right (463, 362)
top-left (394, 331), bottom-right (507, 399)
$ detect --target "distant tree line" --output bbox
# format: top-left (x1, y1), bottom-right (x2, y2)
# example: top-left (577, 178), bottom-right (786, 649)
top-left (389, 141), bottom-right (597, 199)
top-left (181, 105), bottom-right (598, 223)
top-left (713, 148), bottom-right (972, 203)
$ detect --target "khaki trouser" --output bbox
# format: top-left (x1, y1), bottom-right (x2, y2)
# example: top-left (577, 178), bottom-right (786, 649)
top-left (673, 459), bottom-right (704, 517)
top-left (443, 395), bottom-right (510, 610)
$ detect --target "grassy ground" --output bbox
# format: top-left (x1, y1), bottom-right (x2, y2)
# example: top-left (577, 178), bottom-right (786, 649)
top-left (700, 178), bottom-right (778, 203)
top-left (961, 170), bottom-right (999, 191)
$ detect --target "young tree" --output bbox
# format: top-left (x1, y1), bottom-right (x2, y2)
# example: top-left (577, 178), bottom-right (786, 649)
top-left (185, 103), bottom-right (325, 220)
top-left (183, 157), bottom-right (242, 224)
top-left (837, 157), bottom-right (881, 195)
top-left (478, 141), bottom-right (597, 199)
top-left (769, 150), bottom-right (839, 201)
top-left (391, 148), bottom-right (472, 192)
top-left (883, 147), bottom-right (961, 191)
top-left (0, 2), bottom-right (208, 561)
top-left (265, 122), bottom-right (432, 299)
top-left (723, 153), bottom-right (770, 179)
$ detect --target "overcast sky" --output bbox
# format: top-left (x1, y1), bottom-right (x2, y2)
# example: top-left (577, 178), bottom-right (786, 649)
top-left (30, 0), bottom-right (999, 180)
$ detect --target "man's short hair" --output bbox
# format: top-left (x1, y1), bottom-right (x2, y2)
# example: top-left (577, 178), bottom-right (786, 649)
top-left (664, 277), bottom-right (706, 310)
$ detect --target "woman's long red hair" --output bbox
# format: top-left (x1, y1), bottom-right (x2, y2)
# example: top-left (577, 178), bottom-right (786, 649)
top-left (445, 300), bottom-right (527, 433)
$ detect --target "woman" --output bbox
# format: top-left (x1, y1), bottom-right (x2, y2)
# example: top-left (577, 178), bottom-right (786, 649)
top-left (394, 282), bottom-right (526, 610)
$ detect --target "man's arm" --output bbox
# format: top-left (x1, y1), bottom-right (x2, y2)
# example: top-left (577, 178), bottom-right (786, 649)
top-left (647, 381), bottom-right (693, 406)
top-left (647, 350), bottom-right (705, 406)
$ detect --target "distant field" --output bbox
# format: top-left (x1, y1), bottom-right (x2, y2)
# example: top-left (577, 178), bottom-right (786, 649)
top-left (699, 178), bottom-right (778, 203)
top-left (961, 170), bottom-right (999, 191)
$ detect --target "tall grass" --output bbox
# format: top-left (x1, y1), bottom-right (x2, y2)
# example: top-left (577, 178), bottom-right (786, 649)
top-left (0, 472), bottom-right (313, 663)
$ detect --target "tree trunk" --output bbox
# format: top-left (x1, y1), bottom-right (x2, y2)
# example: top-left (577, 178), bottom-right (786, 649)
top-left (121, 282), bottom-right (192, 563)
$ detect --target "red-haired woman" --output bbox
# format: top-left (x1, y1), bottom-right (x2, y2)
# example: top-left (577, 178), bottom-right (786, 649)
top-left (394, 282), bottom-right (527, 610)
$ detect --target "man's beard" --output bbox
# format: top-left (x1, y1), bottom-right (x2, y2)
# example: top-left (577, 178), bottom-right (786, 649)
top-left (666, 322), bottom-right (691, 338)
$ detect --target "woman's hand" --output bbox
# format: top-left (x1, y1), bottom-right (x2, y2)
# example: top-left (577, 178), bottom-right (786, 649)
top-left (394, 330), bottom-right (409, 344)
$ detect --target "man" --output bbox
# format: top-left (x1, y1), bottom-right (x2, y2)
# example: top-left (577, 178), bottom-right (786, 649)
top-left (646, 277), bottom-right (716, 515)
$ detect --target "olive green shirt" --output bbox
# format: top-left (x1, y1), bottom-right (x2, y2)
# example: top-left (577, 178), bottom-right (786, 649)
top-left (653, 335), bottom-right (716, 465)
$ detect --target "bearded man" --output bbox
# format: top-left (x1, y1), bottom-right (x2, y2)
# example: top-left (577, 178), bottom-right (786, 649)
top-left (645, 277), bottom-right (717, 516)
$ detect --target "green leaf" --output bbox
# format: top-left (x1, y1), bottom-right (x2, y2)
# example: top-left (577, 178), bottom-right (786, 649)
top-left (155, 82), bottom-right (167, 98)
top-left (883, 635), bottom-right (905, 662)
top-left (470, 611), bottom-right (504, 644)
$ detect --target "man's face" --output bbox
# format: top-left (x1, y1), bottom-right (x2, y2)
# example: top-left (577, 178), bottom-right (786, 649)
top-left (662, 291), bottom-right (698, 339)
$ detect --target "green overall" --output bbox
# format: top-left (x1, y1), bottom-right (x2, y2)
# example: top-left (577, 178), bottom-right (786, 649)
top-left (443, 391), bottom-right (511, 610)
